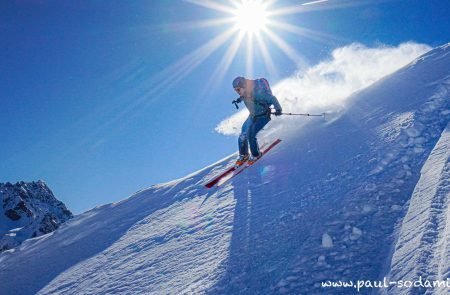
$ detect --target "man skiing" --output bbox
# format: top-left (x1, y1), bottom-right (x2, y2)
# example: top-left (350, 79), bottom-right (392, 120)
top-left (232, 76), bottom-right (282, 165)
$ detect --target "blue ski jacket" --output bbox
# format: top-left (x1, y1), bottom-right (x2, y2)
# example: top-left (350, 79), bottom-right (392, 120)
top-left (236, 80), bottom-right (282, 119)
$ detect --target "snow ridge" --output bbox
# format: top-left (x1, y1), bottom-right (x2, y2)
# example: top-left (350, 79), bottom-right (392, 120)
top-left (387, 122), bottom-right (450, 294)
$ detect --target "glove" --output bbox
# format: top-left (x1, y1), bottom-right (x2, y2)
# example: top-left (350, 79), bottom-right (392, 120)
top-left (274, 108), bottom-right (282, 116)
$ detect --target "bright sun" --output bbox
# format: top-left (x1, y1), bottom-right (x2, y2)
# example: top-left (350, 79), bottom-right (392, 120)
top-left (171, 0), bottom-right (340, 88)
top-left (233, 1), bottom-right (268, 35)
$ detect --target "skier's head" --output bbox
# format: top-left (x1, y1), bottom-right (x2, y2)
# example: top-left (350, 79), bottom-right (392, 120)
top-left (232, 76), bottom-right (246, 96)
top-left (232, 76), bottom-right (246, 88)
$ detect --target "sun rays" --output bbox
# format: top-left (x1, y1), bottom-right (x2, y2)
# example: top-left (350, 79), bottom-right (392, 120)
top-left (179, 0), bottom-right (348, 88)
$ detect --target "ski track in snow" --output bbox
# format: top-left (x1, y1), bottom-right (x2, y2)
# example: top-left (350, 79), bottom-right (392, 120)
top-left (0, 44), bottom-right (449, 295)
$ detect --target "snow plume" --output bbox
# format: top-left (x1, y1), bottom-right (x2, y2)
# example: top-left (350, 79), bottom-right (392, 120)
top-left (215, 42), bottom-right (431, 135)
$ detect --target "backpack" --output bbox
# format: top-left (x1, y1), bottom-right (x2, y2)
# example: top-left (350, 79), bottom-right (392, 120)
top-left (254, 78), bottom-right (273, 96)
top-left (252, 78), bottom-right (274, 117)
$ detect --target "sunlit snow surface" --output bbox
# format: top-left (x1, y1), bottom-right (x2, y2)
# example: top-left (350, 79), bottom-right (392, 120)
top-left (1, 44), bottom-right (449, 294)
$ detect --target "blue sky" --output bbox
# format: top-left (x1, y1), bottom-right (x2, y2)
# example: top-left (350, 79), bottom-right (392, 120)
top-left (1, 0), bottom-right (449, 214)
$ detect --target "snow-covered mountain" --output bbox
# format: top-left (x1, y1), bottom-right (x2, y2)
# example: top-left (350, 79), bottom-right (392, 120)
top-left (0, 181), bottom-right (73, 252)
top-left (0, 43), bottom-right (449, 294)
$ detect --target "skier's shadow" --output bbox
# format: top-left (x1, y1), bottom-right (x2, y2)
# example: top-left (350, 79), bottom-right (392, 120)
top-left (210, 162), bottom-right (295, 293)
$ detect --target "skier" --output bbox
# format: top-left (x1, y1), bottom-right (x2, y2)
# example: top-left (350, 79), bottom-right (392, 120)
top-left (232, 76), bottom-right (282, 165)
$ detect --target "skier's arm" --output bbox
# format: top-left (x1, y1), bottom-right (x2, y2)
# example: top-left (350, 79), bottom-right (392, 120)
top-left (266, 93), bottom-right (282, 115)
top-left (271, 95), bottom-right (282, 112)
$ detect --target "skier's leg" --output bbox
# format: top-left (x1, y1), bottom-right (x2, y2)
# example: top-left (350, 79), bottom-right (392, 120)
top-left (248, 117), bottom-right (270, 157)
top-left (239, 117), bottom-right (252, 156)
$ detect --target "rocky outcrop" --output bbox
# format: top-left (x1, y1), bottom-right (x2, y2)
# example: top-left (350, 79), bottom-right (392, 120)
top-left (1, 180), bottom-right (73, 252)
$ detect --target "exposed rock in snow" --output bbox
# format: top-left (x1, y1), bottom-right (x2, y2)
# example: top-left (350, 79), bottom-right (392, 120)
top-left (0, 181), bottom-right (73, 252)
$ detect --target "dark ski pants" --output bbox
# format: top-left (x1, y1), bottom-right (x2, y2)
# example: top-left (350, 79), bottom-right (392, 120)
top-left (239, 115), bottom-right (270, 157)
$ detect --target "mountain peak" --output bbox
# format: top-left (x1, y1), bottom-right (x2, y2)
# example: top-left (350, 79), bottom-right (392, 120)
top-left (0, 181), bottom-right (73, 252)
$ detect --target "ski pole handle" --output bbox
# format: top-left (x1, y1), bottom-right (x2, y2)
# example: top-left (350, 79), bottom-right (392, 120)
top-left (232, 100), bottom-right (240, 109)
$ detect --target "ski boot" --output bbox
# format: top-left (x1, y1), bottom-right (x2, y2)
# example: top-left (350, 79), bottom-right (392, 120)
top-left (247, 153), bottom-right (263, 165)
top-left (235, 154), bottom-right (249, 166)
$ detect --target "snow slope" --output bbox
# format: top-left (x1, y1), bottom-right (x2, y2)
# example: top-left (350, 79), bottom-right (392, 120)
top-left (0, 43), bottom-right (449, 294)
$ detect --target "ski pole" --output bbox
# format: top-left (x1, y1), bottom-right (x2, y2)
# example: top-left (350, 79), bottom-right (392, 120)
top-left (282, 112), bottom-right (325, 117)
top-left (272, 111), bottom-right (325, 117)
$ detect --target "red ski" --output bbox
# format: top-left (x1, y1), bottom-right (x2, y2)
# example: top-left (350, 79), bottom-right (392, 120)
top-left (204, 139), bottom-right (282, 188)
